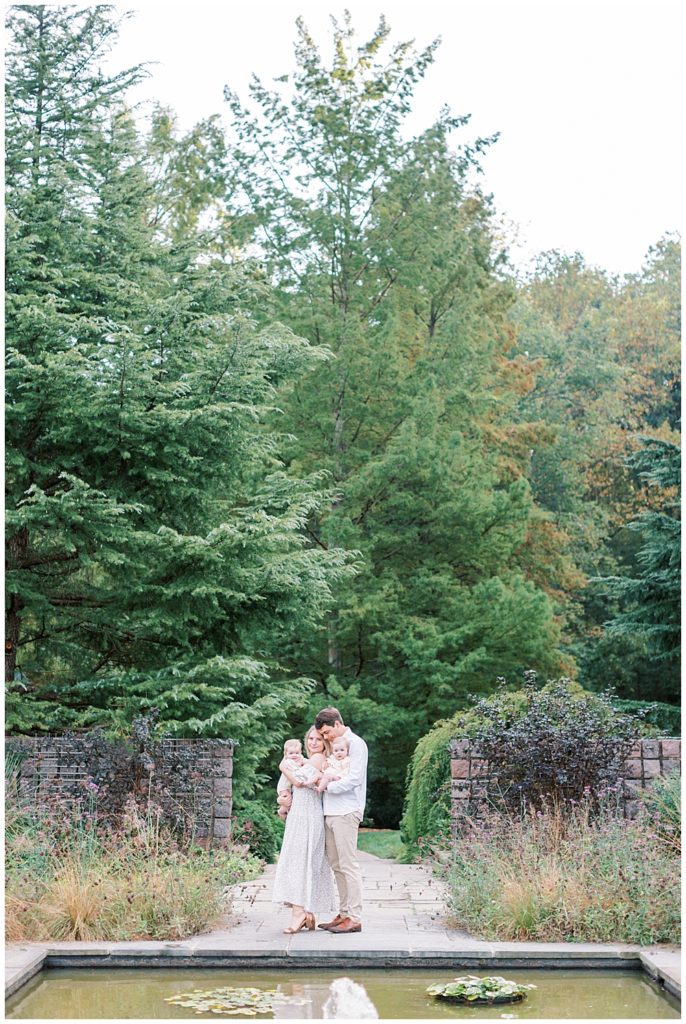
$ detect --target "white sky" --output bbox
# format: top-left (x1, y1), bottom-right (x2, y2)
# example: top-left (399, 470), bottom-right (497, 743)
top-left (106, 0), bottom-right (683, 278)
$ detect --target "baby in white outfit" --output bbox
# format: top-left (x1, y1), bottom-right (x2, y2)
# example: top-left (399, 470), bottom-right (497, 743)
top-left (316, 735), bottom-right (350, 791)
top-left (276, 738), bottom-right (319, 818)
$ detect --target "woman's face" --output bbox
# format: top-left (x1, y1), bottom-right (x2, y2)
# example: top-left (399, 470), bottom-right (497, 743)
top-left (307, 729), bottom-right (325, 754)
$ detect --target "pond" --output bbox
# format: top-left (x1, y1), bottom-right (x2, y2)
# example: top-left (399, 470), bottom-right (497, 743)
top-left (5, 967), bottom-right (680, 1019)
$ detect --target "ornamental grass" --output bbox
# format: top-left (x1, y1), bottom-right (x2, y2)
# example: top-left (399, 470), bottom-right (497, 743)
top-left (447, 792), bottom-right (680, 945)
top-left (5, 791), bottom-right (260, 942)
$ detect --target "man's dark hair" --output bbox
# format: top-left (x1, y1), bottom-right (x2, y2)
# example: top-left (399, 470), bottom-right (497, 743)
top-left (315, 706), bottom-right (344, 729)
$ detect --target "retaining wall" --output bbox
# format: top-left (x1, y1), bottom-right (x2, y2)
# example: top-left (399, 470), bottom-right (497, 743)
top-left (449, 737), bottom-right (681, 830)
top-left (6, 733), bottom-right (235, 845)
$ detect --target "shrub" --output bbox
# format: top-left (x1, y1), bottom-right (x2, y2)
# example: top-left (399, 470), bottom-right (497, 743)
top-left (401, 676), bottom-right (640, 852)
top-left (399, 718), bottom-right (456, 858)
top-left (470, 678), bottom-right (638, 811)
top-left (447, 798), bottom-right (680, 944)
top-left (231, 800), bottom-right (283, 862)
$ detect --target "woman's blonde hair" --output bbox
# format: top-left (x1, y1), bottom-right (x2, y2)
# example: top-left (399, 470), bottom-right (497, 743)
top-left (304, 724), bottom-right (330, 757)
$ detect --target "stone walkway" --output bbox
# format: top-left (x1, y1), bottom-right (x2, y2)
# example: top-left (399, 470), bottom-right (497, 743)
top-left (5, 851), bottom-right (681, 1002)
top-left (221, 851), bottom-right (456, 953)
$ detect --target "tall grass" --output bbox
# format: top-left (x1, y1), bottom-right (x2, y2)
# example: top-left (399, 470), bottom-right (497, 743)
top-left (6, 789), bottom-right (260, 942)
top-left (447, 796), bottom-right (680, 945)
top-left (640, 772), bottom-right (681, 854)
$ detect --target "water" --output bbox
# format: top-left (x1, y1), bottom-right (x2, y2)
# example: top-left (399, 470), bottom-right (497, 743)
top-left (5, 967), bottom-right (679, 1019)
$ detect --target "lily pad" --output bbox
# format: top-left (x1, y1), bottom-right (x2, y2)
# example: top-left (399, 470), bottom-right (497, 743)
top-left (165, 985), bottom-right (309, 1016)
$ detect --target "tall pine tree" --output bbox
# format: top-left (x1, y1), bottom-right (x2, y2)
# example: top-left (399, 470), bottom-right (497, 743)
top-left (5, 5), bottom-right (354, 799)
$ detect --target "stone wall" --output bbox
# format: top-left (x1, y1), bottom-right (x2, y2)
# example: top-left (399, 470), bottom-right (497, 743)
top-left (449, 737), bottom-right (681, 831)
top-left (6, 732), bottom-right (235, 845)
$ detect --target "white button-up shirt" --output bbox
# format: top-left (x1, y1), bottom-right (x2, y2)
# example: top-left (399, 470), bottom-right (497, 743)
top-left (323, 727), bottom-right (368, 817)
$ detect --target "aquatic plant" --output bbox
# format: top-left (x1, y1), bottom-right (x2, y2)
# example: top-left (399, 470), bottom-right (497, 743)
top-left (426, 975), bottom-right (536, 1004)
top-left (165, 986), bottom-right (309, 1016)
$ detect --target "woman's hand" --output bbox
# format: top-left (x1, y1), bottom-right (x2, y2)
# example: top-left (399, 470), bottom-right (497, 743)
top-left (279, 760), bottom-right (305, 787)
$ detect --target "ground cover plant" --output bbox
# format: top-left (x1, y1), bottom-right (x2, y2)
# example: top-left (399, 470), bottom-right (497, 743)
top-left (446, 795), bottom-right (680, 945)
top-left (5, 785), bottom-right (260, 942)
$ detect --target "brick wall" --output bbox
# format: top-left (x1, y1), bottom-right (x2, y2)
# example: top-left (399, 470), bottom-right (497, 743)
top-left (449, 737), bottom-right (681, 830)
top-left (6, 733), bottom-right (235, 845)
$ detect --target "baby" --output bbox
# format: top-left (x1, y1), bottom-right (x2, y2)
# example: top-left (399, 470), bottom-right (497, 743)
top-left (276, 739), bottom-right (320, 818)
top-left (316, 735), bottom-right (350, 791)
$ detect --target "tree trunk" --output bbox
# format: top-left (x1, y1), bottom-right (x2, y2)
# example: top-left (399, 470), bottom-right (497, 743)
top-left (31, 7), bottom-right (47, 181)
top-left (6, 528), bottom-right (28, 682)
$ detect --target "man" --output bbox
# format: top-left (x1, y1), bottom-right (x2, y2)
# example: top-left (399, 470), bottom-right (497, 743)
top-left (314, 706), bottom-right (368, 934)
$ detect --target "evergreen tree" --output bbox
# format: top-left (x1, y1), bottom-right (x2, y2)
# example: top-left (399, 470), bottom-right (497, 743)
top-left (596, 438), bottom-right (680, 664)
top-left (225, 15), bottom-right (568, 822)
top-left (5, 5), bottom-right (353, 798)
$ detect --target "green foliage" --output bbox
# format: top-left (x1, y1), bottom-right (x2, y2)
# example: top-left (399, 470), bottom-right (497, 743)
top-left (512, 243), bottom-right (681, 705)
top-left (596, 437), bottom-right (680, 662)
top-left (611, 699), bottom-right (681, 736)
top-left (357, 830), bottom-right (405, 860)
top-left (427, 976), bottom-right (535, 1005)
top-left (5, 7), bottom-right (679, 832)
top-left (399, 715), bottom-right (459, 855)
top-left (227, 14), bottom-right (568, 825)
top-left (165, 987), bottom-right (308, 1015)
top-left (5, 5), bottom-right (355, 800)
top-left (231, 800), bottom-right (283, 863)
top-left (401, 677), bottom-right (637, 851)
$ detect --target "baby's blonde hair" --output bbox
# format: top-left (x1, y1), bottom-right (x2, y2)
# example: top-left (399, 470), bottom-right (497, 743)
top-left (283, 738), bottom-right (302, 755)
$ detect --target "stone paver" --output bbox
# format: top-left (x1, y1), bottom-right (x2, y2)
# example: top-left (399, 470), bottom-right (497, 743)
top-left (4, 947), bottom-right (47, 998)
top-left (640, 949), bottom-right (682, 999)
top-left (5, 850), bottom-right (681, 1002)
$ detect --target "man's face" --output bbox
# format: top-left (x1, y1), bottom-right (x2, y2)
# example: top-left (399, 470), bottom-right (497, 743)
top-left (318, 721), bottom-right (344, 743)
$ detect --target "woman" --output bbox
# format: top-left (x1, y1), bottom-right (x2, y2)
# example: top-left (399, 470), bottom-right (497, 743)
top-left (272, 725), bottom-right (337, 932)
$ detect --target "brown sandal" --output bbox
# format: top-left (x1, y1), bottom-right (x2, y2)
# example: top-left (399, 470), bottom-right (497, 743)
top-left (283, 913), bottom-right (309, 934)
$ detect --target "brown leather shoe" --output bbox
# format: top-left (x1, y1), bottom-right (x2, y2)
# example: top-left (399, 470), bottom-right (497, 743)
top-left (329, 917), bottom-right (362, 933)
top-left (318, 914), bottom-right (345, 931)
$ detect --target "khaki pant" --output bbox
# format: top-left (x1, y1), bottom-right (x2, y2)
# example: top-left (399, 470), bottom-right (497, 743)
top-left (324, 811), bottom-right (363, 922)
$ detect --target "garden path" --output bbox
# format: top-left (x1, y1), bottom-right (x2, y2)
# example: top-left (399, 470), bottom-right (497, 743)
top-left (208, 849), bottom-right (467, 953)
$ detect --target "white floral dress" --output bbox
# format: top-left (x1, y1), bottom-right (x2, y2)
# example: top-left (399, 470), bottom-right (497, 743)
top-left (272, 778), bottom-right (337, 913)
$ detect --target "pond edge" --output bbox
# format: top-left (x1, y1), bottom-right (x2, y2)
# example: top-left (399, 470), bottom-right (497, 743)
top-left (5, 943), bottom-right (681, 1002)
